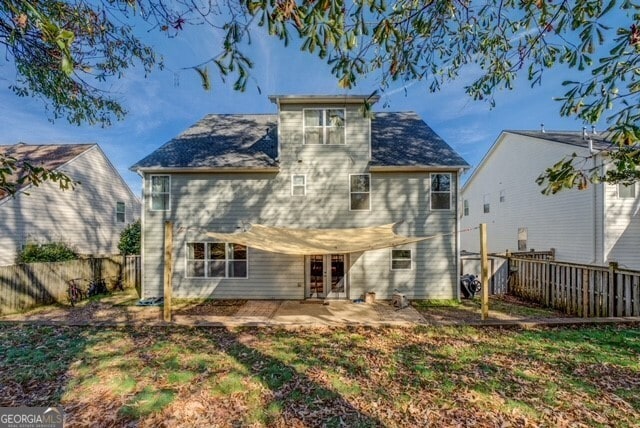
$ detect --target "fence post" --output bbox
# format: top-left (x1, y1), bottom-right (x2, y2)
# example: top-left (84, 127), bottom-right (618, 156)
top-left (609, 262), bottom-right (618, 316)
top-left (480, 224), bottom-right (489, 320)
top-left (581, 269), bottom-right (589, 318)
top-left (164, 221), bottom-right (173, 323)
top-left (545, 259), bottom-right (551, 307)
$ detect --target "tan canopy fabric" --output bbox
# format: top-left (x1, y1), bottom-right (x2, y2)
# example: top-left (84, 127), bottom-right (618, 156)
top-left (205, 223), bottom-right (431, 255)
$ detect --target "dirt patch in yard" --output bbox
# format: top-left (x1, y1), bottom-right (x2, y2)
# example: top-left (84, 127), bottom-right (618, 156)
top-left (173, 299), bottom-right (247, 316)
top-left (414, 294), bottom-right (569, 324)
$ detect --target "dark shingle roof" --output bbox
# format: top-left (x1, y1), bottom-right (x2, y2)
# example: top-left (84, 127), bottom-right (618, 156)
top-left (505, 130), bottom-right (614, 151)
top-left (0, 143), bottom-right (94, 199)
top-left (132, 111), bottom-right (468, 170)
top-left (371, 112), bottom-right (468, 167)
top-left (131, 115), bottom-right (279, 169)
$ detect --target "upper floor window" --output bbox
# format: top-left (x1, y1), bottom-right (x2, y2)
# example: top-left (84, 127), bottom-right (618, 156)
top-left (303, 109), bottom-right (345, 145)
top-left (483, 194), bottom-right (490, 213)
top-left (430, 173), bottom-right (451, 210)
top-left (499, 189), bottom-right (506, 203)
top-left (350, 174), bottom-right (371, 210)
top-left (618, 183), bottom-right (636, 199)
top-left (116, 202), bottom-right (125, 223)
top-left (150, 175), bottom-right (170, 211)
top-left (186, 242), bottom-right (248, 279)
top-left (463, 199), bottom-right (469, 216)
top-left (292, 174), bottom-right (306, 196)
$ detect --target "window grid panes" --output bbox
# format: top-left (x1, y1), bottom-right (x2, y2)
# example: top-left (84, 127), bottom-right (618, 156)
top-left (303, 109), bottom-right (345, 145)
top-left (116, 202), bottom-right (125, 223)
top-left (618, 183), bottom-right (636, 199)
top-left (350, 174), bottom-right (370, 210)
top-left (463, 200), bottom-right (469, 216)
top-left (391, 249), bottom-right (412, 270)
top-left (186, 242), bottom-right (248, 278)
top-left (430, 173), bottom-right (451, 210)
top-left (151, 175), bottom-right (170, 211)
top-left (292, 174), bottom-right (306, 196)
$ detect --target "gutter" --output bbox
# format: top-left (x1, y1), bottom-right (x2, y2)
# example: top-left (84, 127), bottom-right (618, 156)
top-left (369, 165), bottom-right (470, 172)
top-left (132, 166), bottom-right (280, 174)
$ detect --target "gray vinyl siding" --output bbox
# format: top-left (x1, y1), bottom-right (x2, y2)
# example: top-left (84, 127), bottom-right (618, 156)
top-left (604, 183), bottom-right (640, 269)
top-left (0, 146), bottom-right (140, 265)
top-left (141, 104), bottom-right (459, 299)
top-left (461, 133), bottom-right (600, 264)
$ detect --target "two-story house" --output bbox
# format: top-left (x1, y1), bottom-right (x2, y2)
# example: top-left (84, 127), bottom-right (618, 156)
top-left (132, 95), bottom-right (469, 300)
top-left (461, 129), bottom-right (640, 270)
top-left (0, 143), bottom-right (140, 265)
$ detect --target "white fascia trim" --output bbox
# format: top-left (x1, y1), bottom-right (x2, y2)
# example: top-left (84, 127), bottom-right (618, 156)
top-left (135, 167), bottom-right (280, 174)
top-left (369, 165), bottom-right (470, 172)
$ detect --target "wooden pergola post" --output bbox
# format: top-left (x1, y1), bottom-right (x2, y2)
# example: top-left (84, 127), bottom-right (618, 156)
top-left (480, 223), bottom-right (489, 320)
top-left (163, 221), bottom-right (173, 322)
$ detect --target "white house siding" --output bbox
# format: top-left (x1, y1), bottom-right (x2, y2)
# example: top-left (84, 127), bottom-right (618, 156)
top-left (461, 133), bottom-right (600, 264)
top-left (141, 105), bottom-right (459, 299)
top-left (604, 183), bottom-right (640, 269)
top-left (0, 146), bottom-right (140, 265)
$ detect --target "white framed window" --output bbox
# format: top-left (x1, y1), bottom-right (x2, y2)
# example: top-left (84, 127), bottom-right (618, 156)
top-left (116, 202), bottom-right (125, 223)
top-left (463, 199), bottom-right (469, 216)
top-left (618, 183), bottom-right (636, 199)
top-left (430, 173), bottom-right (451, 210)
top-left (303, 108), bottom-right (346, 145)
top-left (499, 189), bottom-right (506, 203)
top-left (150, 175), bottom-right (170, 211)
top-left (291, 174), bottom-right (306, 196)
top-left (350, 174), bottom-right (371, 211)
top-left (391, 249), bottom-right (412, 270)
top-left (186, 242), bottom-right (248, 279)
top-left (483, 194), bottom-right (490, 213)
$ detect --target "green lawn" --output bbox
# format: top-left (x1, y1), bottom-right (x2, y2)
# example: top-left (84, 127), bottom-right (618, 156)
top-left (1, 324), bottom-right (639, 427)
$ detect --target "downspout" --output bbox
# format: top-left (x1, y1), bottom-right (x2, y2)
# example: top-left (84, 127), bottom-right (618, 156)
top-left (590, 138), bottom-right (598, 264)
top-left (138, 170), bottom-right (146, 298)
top-left (276, 98), bottom-right (281, 161)
top-left (456, 168), bottom-right (463, 301)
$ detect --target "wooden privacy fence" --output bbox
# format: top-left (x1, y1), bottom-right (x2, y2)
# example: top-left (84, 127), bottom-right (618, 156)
top-left (0, 255), bottom-right (141, 315)
top-left (123, 255), bottom-right (142, 296)
top-left (509, 258), bottom-right (640, 318)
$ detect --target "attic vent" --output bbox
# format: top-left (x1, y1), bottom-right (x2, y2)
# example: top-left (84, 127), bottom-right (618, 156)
top-left (591, 125), bottom-right (597, 135)
top-left (540, 123), bottom-right (545, 133)
top-left (582, 126), bottom-right (587, 140)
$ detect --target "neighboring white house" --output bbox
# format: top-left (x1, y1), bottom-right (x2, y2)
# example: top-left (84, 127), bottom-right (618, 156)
top-left (0, 143), bottom-right (141, 265)
top-left (461, 130), bottom-right (640, 269)
top-left (131, 94), bottom-right (470, 300)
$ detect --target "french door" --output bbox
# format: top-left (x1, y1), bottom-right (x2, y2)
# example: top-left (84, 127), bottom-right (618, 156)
top-left (306, 254), bottom-right (348, 299)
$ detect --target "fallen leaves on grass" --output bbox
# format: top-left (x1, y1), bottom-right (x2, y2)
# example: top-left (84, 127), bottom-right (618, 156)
top-left (1, 325), bottom-right (639, 427)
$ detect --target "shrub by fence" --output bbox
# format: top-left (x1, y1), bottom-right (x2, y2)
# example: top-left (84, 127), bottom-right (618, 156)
top-left (509, 258), bottom-right (640, 318)
top-left (0, 255), bottom-right (141, 315)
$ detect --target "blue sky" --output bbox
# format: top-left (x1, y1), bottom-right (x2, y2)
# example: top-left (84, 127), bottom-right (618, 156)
top-left (0, 20), bottom-right (596, 196)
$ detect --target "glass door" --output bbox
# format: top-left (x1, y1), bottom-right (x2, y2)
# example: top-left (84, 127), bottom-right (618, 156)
top-left (326, 254), bottom-right (347, 299)
top-left (306, 254), bottom-right (348, 299)
top-left (308, 255), bottom-right (325, 298)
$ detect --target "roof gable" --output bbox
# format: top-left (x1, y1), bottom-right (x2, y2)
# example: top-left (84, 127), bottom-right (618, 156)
top-left (0, 143), bottom-right (94, 199)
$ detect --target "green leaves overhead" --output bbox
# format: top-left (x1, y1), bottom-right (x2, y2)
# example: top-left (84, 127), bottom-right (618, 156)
top-left (1, 0), bottom-right (640, 194)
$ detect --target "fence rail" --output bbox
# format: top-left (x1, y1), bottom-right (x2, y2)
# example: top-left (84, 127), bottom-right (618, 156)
top-left (0, 255), bottom-right (141, 315)
top-left (510, 258), bottom-right (640, 318)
